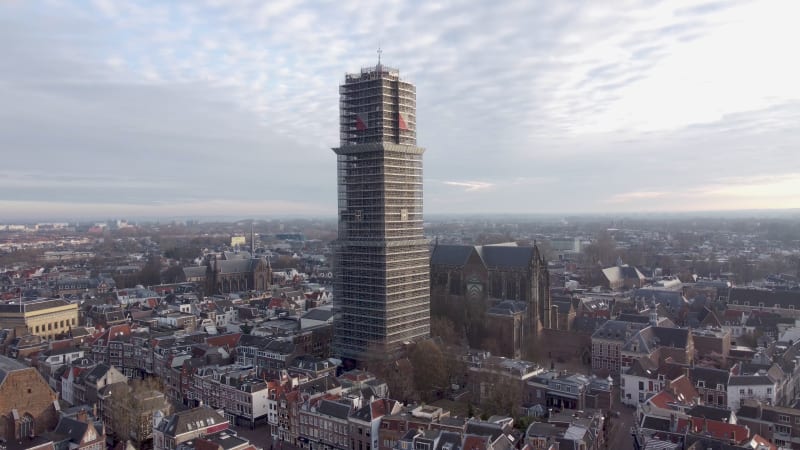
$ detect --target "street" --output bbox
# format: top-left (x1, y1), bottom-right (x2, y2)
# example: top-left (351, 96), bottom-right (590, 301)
top-left (230, 424), bottom-right (302, 450)
top-left (606, 404), bottom-right (637, 450)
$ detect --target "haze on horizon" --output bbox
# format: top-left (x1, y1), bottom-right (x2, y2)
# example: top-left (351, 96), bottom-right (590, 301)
top-left (2, 0), bottom-right (799, 221)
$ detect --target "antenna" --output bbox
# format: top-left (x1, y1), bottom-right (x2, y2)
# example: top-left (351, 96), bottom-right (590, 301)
top-left (377, 44), bottom-right (382, 66)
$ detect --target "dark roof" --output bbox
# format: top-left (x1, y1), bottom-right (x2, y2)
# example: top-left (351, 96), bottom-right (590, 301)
top-left (430, 245), bottom-right (476, 266)
top-left (302, 308), bottom-right (334, 322)
top-left (634, 288), bottom-right (687, 311)
top-left (616, 313), bottom-right (651, 324)
top-left (572, 316), bottom-right (607, 334)
top-left (686, 405), bottom-right (733, 422)
top-left (0, 355), bottom-right (29, 385)
top-left (298, 375), bottom-right (341, 395)
top-left (641, 416), bottom-right (671, 432)
top-left (465, 420), bottom-right (504, 441)
top-left (487, 300), bottom-right (527, 316)
top-left (430, 244), bottom-right (542, 269)
top-left (690, 367), bottom-right (729, 388)
top-left (651, 327), bottom-right (690, 349)
top-left (626, 357), bottom-right (659, 378)
top-left (81, 363), bottom-right (112, 384)
top-left (0, 299), bottom-right (73, 314)
top-left (592, 320), bottom-right (638, 342)
top-left (52, 417), bottom-right (89, 444)
top-left (728, 375), bottom-right (772, 386)
top-left (215, 258), bottom-right (265, 274)
top-left (435, 431), bottom-right (463, 450)
top-left (317, 399), bottom-right (351, 420)
top-left (730, 288), bottom-right (800, 308)
top-left (479, 245), bottom-right (535, 268)
top-left (237, 334), bottom-right (272, 349)
top-left (183, 266), bottom-right (207, 278)
top-left (157, 406), bottom-right (226, 437)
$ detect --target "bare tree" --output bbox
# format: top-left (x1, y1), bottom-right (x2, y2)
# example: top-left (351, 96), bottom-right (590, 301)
top-left (408, 340), bottom-right (448, 402)
top-left (105, 378), bottom-right (171, 448)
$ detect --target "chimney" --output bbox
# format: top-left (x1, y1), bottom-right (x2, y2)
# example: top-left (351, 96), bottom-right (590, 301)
top-left (76, 408), bottom-right (88, 423)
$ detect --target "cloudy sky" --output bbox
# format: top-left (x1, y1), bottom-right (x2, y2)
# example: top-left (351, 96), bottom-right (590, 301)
top-left (2, 0), bottom-right (799, 220)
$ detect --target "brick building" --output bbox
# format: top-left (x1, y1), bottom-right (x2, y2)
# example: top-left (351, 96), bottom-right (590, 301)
top-left (430, 243), bottom-right (551, 351)
top-left (0, 355), bottom-right (60, 442)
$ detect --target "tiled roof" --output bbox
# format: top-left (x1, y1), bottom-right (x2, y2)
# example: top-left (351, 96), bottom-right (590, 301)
top-left (676, 417), bottom-right (749, 443)
top-left (479, 245), bottom-right (535, 268)
top-left (157, 406), bottom-right (226, 437)
top-left (487, 300), bottom-right (527, 316)
top-left (317, 399), bottom-right (351, 420)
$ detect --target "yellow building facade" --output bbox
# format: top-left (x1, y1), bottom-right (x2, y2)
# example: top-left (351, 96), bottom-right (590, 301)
top-left (0, 299), bottom-right (79, 340)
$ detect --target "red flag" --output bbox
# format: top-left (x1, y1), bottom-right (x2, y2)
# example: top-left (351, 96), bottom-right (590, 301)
top-left (355, 114), bottom-right (368, 131)
top-left (398, 112), bottom-right (409, 131)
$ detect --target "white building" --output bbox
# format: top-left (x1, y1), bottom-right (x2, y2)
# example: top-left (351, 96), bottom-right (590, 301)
top-left (728, 373), bottom-right (777, 411)
top-left (621, 358), bottom-right (666, 406)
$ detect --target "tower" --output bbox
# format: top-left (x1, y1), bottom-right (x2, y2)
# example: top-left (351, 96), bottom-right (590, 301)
top-left (332, 62), bottom-right (430, 362)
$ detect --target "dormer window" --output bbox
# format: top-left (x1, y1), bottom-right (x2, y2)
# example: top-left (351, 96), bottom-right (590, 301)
top-left (697, 381), bottom-right (705, 388)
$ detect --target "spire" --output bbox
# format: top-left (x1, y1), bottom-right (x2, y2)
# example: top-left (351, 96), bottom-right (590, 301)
top-left (250, 221), bottom-right (255, 255)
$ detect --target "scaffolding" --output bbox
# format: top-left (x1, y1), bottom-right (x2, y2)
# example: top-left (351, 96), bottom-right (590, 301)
top-left (332, 65), bottom-right (430, 361)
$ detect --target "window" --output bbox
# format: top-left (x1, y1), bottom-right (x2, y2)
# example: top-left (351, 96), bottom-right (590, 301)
top-left (697, 381), bottom-right (705, 388)
top-left (717, 384), bottom-right (724, 391)
top-left (19, 414), bottom-right (34, 439)
top-left (779, 415), bottom-right (790, 423)
top-left (740, 389), bottom-right (745, 395)
top-left (767, 388), bottom-right (773, 395)
top-left (639, 381), bottom-right (644, 391)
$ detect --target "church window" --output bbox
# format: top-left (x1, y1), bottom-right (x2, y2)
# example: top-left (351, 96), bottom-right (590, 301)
top-left (20, 414), bottom-right (34, 438)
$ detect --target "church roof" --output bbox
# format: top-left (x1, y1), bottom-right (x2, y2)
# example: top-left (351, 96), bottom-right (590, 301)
top-left (183, 266), bottom-right (207, 278)
top-left (431, 244), bottom-right (541, 269)
top-left (479, 245), bottom-right (535, 268)
top-left (215, 258), bottom-right (266, 274)
top-left (430, 245), bottom-right (476, 266)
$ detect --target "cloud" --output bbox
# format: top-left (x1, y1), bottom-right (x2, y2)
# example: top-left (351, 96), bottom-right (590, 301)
top-left (1, 0), bottom-right (798, 217)
top-left (607, 191), bottom-right (668, 204)
top-left (442, 181), bottom-right (495, 192)
top-left (603, 173), bottom-right (800, 211)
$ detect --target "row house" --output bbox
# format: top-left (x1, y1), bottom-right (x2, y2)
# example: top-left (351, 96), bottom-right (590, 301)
top-left (728, 362), bottom-right (780, 411)
top-left (152, 406), bottom-right (229, 450)
top-left (90, 323), bottom-right (132, 369)
top-left (298, 397), bottom-right (352, 450)
top-left (265, 380), bottom-right (284, 438)
top-left (378, 406), bottom-right (465, 450)
top-left (621, 357), bottom-right (665, 406)
top-left (466, 356), bottom-right (543, 407)
top-left (235, 335), bottom-right (300, 379)
top-left (738, 399), bottom-right (800, 449)
top-left (527, 410), bottom-right (606, 450)
top-left (349, 398), bottom-right (402, 450)
top-left (60, 361), bottom-right (126, 406)
top-left (37, 347), bottom-right (85, 382)
top-left (186, 364), bottom-right (269, 428)
top-left (276, 376), bottom-right (343, 447)
top-left (524, 370), bottom-right (613, 412)
top-left (621, 326), bottom-right (694, 369)
top-left (689, 366), bottom-right (730, 409)
top-left (590, 319), bottom-right (650, 376)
